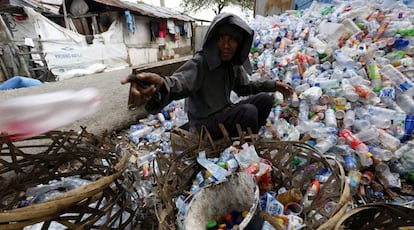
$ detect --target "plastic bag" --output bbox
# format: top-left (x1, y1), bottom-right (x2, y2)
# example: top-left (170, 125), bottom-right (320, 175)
top-left (0, 87), bottom-right (102, 140)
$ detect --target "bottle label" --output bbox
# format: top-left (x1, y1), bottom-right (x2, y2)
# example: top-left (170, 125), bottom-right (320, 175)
top-left (399, 81), bottom-right (414, 92)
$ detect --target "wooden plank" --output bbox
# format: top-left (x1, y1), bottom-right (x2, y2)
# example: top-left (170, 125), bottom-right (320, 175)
top-left (81, 18), bottom-right (90, 35)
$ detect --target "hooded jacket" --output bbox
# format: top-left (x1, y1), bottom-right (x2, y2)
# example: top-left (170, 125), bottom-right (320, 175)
top-left (147, 13), bottom-right (277, 127)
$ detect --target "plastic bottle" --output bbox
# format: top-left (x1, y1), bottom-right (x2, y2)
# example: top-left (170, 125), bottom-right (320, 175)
top-left (291, 65), bottom-right (302, 88)
top-left (314, 79), bottom-right (340, 89)
top-left (354, 84), bottom-right (376, 100)
top-left (377, 128), bottom-right (401, 151)
top-left (367, 61), bottom-right (382, 92)
top-left (391, 112), bottom-right (407, 139)
top-left (296, 120), bottom-right (323, 134)
top-left (273, 104), bottom-right (283, 121)
top-left (333, 49), bottom-right (355, 69)
top-left (368, 145), bottom-right (393, 161)
top-left (341, 18), bottom-right (362, 35)
top-left (324, 108), bottom-right (337, 128)
top-left (302, 179), bottom-right (320, 208)
top-left (339, 129), bottom-right (373, 166)
top-left (375, 162), bottom-right (401, 188)
top-left (352, 119), bottom-right (371, 132)
top-left (369, 115), bottom-right (391, 129)
top-left (308, 36), bottom-right (332, 57)
top-left (310, 112), bottom-right (325, 122)
top-left (342, 79), bottom-right (359, 102)
top-left (393, 37), bottom-right (410, 50)
top-left (348, 170), bottom-right (362, 196)
top-left (366, 105), bottom-right (397, 119)
top-left (129, 125), bottom-right (153, 144)
top-left (343, 110), bottom-right (355, 128)
top-left (379, 77), bottom-right (396, 105)
top-left (394, 140), bottom-right (414, 159)
top-left (355, 126), bottom-right (379, 142)
top-left (314, 135), bottom-right (338, 154)
top-left (343, 154), bottom-right (358, 171)
top-left (298, 100), bottom-right (310, 121)
top-left (309, 126), bottom-right (338, 138)
top-left (290, 92), bottom-right (300, 108)
top-left (397, 94), bottom-right (414, 115)
top-left (401, 115), bottom-right (414, 143)
top-left (380, 64), bottom-right (414, 94)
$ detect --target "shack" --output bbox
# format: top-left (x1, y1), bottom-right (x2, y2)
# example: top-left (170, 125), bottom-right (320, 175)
top-left (0, 0), bottom-right (195, 82)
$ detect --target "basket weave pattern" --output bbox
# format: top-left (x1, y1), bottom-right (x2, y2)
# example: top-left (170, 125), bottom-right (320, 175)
top-left (335, 203), bottom-right (414, 229)
top-left (0, 129), bottom-right (138, 229)
top-left (155, 127), bottom-right (350, 230)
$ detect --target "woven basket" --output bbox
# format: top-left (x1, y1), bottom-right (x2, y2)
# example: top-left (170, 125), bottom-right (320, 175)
top-left (334, 203), bottom-right (414, 229)
top-left (154, 126), bottom-right (349, 230)
top-left (0, 129), bottom-right (138, 229)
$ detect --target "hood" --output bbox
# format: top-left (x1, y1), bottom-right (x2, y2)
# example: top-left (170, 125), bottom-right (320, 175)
top-left (199, 12), bottom-right (254, 74)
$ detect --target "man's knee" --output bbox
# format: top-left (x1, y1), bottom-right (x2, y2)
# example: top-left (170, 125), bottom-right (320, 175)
top-left (257, 92), bottom-right (274, 106)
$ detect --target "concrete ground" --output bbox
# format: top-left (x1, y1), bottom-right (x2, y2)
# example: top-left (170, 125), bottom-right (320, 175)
top-left (0, 56), bottom-right (190, 137)
top-left (0, 66), bottom-right (145, 136)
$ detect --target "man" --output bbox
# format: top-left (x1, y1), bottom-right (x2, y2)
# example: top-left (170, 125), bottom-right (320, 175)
top-left (121, 12), bottom-right (293, 140)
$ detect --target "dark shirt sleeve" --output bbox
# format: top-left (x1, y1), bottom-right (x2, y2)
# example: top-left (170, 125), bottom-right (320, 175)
top-left (145, 58), bottom-right (202, 114)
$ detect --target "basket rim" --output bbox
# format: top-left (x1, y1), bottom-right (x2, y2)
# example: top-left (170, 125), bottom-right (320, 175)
top-left (179, 172), bottom-right (260, 229)
top-left (155, 138), bottom-right (351, 230)
top-left (0, 150), bottom-right (128, 223)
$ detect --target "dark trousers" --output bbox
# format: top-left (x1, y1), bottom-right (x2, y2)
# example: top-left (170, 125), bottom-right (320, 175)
top-left (202, 92), bottom-right (274, 140)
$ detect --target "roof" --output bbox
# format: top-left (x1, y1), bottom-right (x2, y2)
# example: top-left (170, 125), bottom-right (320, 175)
top-left (99, 0), bottom-right (195, 21)
top-left (0, 0), bottom-right (195, 21)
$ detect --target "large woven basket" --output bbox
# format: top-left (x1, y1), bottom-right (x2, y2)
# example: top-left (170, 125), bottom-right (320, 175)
top-left (154, 126), bottom-right (349, 230)
top-left (334, 203), bottom-right (414, 229)
top-left (0, 129), bottom-right (138, 229)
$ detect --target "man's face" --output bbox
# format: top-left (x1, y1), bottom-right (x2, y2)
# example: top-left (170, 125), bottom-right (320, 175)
top-left (217, 35), bottom-right (239, 62)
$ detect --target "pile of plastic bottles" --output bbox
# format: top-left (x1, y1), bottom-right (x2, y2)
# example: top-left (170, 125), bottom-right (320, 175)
top-left (249, 0), bottom-right (414, 207)
top-left (126, 0), bottom-right (414, 227)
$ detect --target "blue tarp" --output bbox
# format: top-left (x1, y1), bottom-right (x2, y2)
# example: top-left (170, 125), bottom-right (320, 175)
top-left (0, 76), bottom-right (42, 90)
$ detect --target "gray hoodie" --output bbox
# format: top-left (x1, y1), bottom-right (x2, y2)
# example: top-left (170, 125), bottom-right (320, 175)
top-left (147, 12), bottom-right (277, 127)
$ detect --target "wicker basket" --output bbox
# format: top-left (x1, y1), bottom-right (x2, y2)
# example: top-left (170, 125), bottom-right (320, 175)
top-left (154, 126), bottom-right (349, 230)
top-left (0, 129), bottom-right (138, 229)
top-left (334, 203), bottom-right (414, 229)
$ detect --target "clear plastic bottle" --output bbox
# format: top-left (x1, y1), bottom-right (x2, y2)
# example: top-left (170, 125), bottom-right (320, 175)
top-left (314, 79), bottom-right (340, 89)
top-left (394, 140), bottom-right (414, 158)
top-left (397, 94), bottom-right (414, 115)
top-left (354, 84), bottom-right (376, 100)
top-left (375, 162), bottom-right (401, 188)
top-left (290, 92), bottom-right (300, 108)
top-left (368, 145), bottom-right (394, 161)
top-left (355, 126), bottom-right (379, 142)
top-left (324, 108), bottom-right (337, 128)
top-left (377, 128), bottom-right (401, 151)
top-left (348, 170), bottom-right (362, 196)
top-left (343, 154), bottom-right (358, 171)
top-left (341, 79), bottom-right (360, 102)
top-left (310, 126), bottom-right (338, 138)
top-left (366, 105), bottom-right (397, 120)
top-left (129, 125), bottom-right (153, 144)
top-left (298, 100), bottom-right (310, 121)
top-left (296, 120), bottom-right (323, 134)
top-left (308, 36), bottom-right (332, 57)
top-left (380, 64), bottom-right (414, 94)
top-left (343, 110), bottom-right (355, 128)
top-left (315, 134), bottom-right (338, 154)
top-left (273, 104), bottom-right (283, 121)
top-left (333, 49), bottom-right (355, 69)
